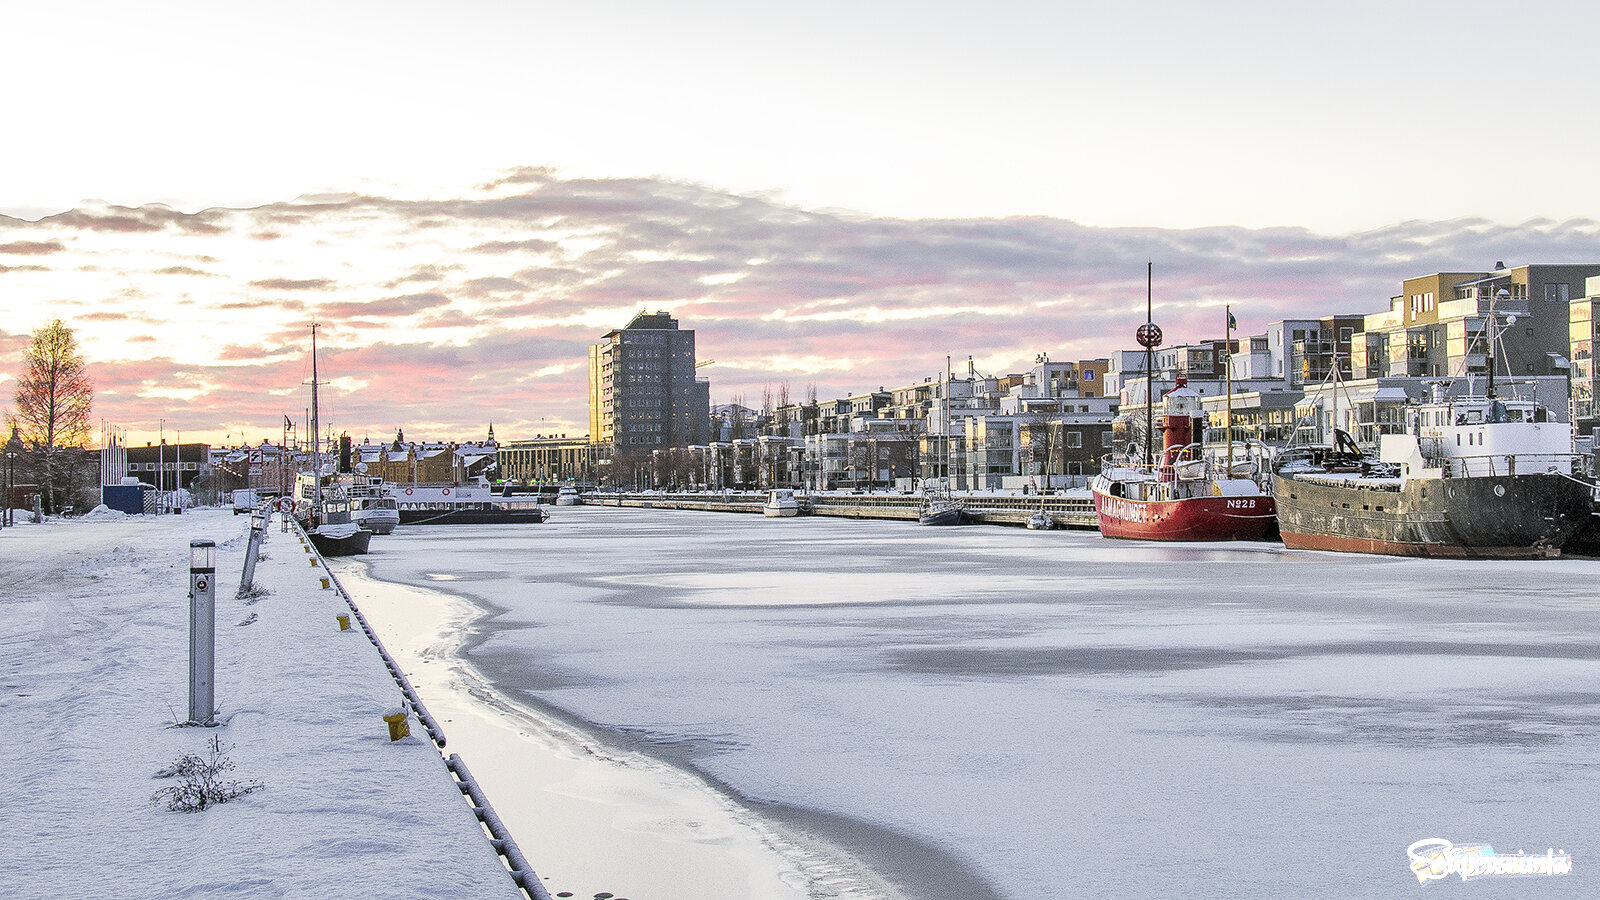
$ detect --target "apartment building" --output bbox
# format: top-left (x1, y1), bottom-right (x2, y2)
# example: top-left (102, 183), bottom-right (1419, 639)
top-left (1570, 275), bottom-right (1600, 442)
top-left (1352, 264), bottom-right (1597, 382)
top-left (588, 311), bottom-right (711, 452)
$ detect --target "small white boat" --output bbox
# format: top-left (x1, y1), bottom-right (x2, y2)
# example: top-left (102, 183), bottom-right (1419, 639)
top-left (762, 489), bottom-right (800, 517)
top-left (555, 485), bottom-right (581, 506)
top-left (348, 476), bottom-right (400, 534)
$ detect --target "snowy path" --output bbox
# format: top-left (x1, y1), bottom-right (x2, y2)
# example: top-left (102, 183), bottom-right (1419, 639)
top-left (0, 509), bottom-right (521, 899)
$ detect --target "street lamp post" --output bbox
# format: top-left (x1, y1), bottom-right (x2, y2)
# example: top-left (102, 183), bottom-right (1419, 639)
top-left (3, 425), bottom-right (22, 528)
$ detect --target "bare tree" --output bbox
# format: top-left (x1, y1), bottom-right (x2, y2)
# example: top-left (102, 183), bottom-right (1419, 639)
top-left (728, 393), bottom-right (747, 441)
top-left (9, 319), bottom-right (93, 512)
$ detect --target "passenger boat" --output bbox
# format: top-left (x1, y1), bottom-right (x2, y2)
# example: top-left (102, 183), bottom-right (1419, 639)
top-left (554, 485), bottom-right (581, 506)
top-left (394, 484), bottom-right (548, 525)
top-left (346, 474), bottom-right (399, 535)
top-left (762, 489), bottom-right (800, 517)
top-left (1091, 383), bottom-right (1277, 541)
top-left (1273, 386), bottom-right (1593, 558)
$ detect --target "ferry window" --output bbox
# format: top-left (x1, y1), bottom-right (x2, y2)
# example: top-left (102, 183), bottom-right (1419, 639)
top-left (1456, 435), bottom-right (1461, 446)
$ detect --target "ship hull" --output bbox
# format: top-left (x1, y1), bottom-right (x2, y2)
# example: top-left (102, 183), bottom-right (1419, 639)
top-left (396, 507), bottom-right (547, 525)
top-left (308, 528), bottom-right (372, 556)
top-left (1091, 489), bottom-right (1277, 541)
top-left (1272, 472), bottom-right (1592, 559)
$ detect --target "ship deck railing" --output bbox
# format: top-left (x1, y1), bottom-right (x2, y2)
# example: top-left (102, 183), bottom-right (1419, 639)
top-left (1430, 452), bottom-right (1586, 479)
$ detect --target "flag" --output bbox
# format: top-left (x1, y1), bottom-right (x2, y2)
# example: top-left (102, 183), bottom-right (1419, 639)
top-left (1227, 309), bottom-right (1237, 331)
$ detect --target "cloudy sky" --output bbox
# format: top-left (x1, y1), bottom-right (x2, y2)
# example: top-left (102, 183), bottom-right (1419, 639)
top-left (4, 0), bottom-right (1599, 447)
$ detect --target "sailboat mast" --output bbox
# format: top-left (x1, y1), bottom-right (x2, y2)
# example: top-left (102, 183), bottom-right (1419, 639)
top-left (944, 355), bottom-right (952, 484)
top-left (311, 324), bottom-right (323, 519)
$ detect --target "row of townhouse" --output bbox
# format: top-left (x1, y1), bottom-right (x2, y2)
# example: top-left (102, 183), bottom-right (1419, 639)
top-left (645, 354), bottom-right (1120, 492)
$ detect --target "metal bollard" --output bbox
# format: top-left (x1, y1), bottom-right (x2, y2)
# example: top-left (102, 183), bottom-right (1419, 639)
top-left (383, 708), bottom-right (411, 741)
top-left (188, 540), bottom-right (216, 725)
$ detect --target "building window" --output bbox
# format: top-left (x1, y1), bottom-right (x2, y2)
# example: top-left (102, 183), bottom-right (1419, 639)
top-left (1066, 432), bottom-right (1082, 448)
top-left (1101, 432), bottom-right (1113, 448)
top-left (1083, 370), bottom-right (1095, 381)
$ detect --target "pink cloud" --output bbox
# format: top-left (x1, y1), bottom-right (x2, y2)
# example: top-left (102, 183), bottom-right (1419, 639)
top-left (12, 170), bottom-right (1598, 446)
top-left (0, 240), bottom-right (65, 255)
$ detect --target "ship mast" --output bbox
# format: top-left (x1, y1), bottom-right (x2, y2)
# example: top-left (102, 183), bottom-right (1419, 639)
top-left (1135, 263), bottom-right (1163, 468)
top-left (1225, 305), bottom-right (1233, 478)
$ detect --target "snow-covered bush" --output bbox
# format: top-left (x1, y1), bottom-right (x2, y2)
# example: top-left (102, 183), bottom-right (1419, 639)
top-left (151, 736), bottom-right (262, 812)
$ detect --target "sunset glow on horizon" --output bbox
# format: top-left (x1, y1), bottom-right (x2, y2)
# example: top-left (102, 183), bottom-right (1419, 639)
top-left (6, 170), bottom-right (1599, 448)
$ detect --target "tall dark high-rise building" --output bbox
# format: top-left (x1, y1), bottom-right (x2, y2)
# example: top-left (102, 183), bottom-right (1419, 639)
top-left (589, 311), bottom-right (711, 451)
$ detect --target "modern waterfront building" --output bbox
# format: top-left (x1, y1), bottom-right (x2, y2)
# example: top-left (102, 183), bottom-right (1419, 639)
top-left (588, 311), bottom-right (712, 453)
top-left (1350, 263), bottom-right (1598, 382)
top-left (1570, 275), bottom-right (1600, 445)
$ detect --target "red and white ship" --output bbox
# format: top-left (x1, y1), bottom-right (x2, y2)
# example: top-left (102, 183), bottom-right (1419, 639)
top-left (1091, 383), bottom-right (1277, 542)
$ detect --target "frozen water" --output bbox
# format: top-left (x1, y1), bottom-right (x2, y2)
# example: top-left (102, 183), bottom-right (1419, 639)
top-left (344, 505), bottom-right (1600, 899)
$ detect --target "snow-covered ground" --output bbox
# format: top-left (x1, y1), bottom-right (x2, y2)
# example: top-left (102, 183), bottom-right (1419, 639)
top-left (339, 505), bottom-right (1600, 899)
top-left (0, 508), bottom-right (522, 899)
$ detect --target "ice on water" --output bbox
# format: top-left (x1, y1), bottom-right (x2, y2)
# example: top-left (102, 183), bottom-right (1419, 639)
top-left (359, 506), bottom-right (1600, 899)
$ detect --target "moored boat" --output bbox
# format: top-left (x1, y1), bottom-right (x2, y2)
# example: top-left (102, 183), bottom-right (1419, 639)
top-left (394, 484), bottom-right (548, 525)
top-left (297, 325), bottom-right (371, 556)
top-left (917, 484), bottom-right (969, 526)
top-left (307, 520), bottom-right (373, 556)
top-left (1273, 387), bottom-right (1593, 558)
top-left (555, 485), bottom-right (581, 506)
top-left (346, 474), bottom-right (399, 535)
top-left (1091, 383), bottom-right (1277, 542)
top-left (762, 489), bottom-right (800, 517)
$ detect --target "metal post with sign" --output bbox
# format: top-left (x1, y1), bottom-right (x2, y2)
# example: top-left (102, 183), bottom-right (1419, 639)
top-left (239, 510), bottom-right (265, 595)
top-left (189, 540), bottom-right (216, 725)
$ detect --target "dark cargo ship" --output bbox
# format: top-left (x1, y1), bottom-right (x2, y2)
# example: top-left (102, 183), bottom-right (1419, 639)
top-left (1273, 390), bottom-right (1592, 558)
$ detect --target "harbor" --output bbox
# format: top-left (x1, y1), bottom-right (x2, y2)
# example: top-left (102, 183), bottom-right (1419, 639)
top-left (334, 504), bottom-right (1600, 899)
top-left (10, 5), bottom-right (1600, 895)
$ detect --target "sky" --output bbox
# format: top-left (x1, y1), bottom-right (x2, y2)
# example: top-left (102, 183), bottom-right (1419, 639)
top-left (4, 0), bottom-right (1599, 447)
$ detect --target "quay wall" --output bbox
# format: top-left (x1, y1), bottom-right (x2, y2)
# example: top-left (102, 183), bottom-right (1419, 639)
top-left (583, 491), bottom-right (1100, 529)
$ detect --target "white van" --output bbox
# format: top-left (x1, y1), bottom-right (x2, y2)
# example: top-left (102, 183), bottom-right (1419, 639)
top-left (231, 488), bottom-right (259, 514)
